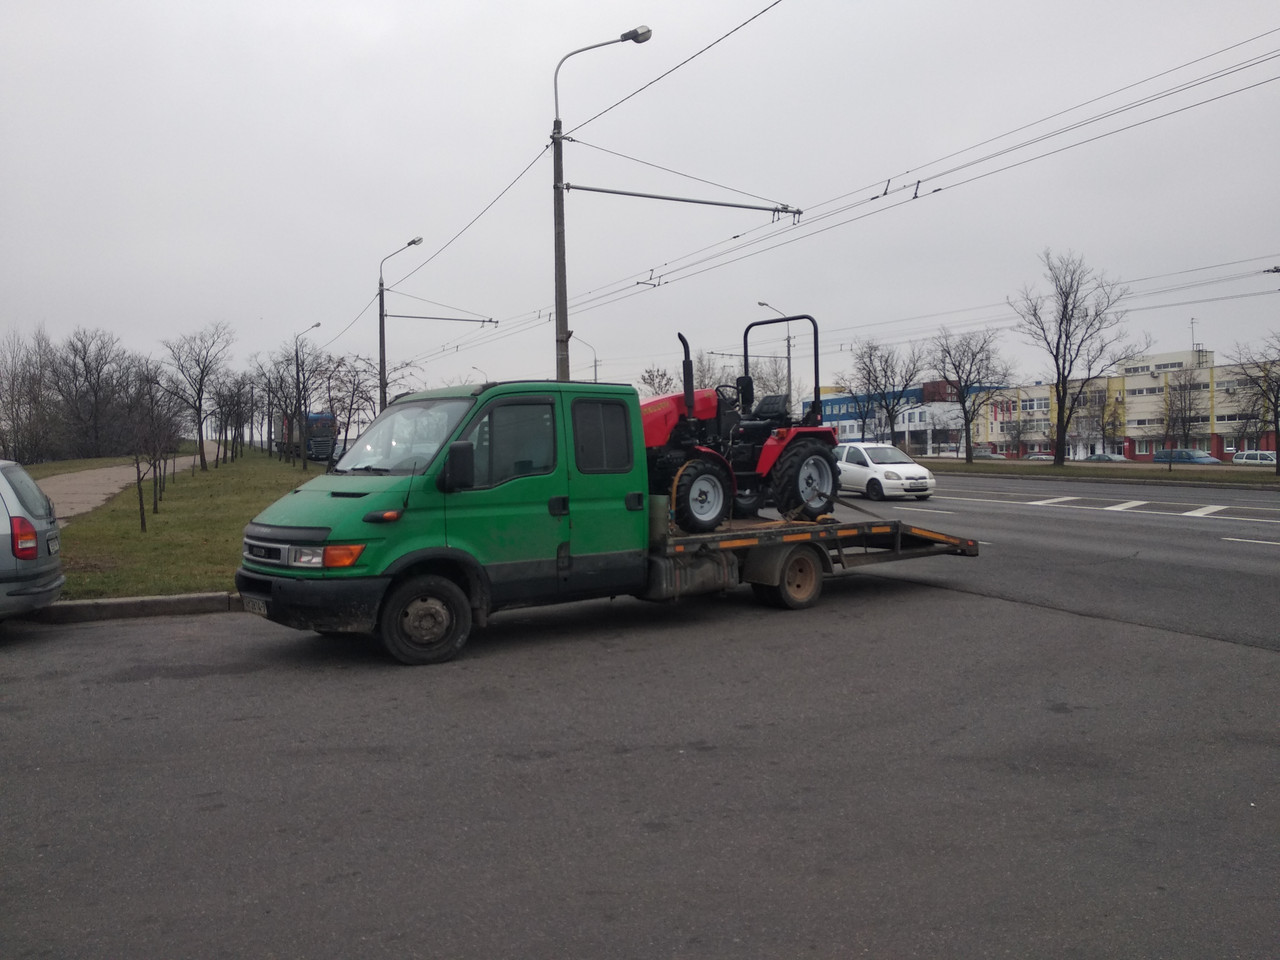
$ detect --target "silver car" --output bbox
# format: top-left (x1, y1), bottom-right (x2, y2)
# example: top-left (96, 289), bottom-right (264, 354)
top-left (1, 461), bottom-right (64, 620)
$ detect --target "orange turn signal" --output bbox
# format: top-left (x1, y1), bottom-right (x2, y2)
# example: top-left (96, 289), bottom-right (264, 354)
top-left (322, 544), bottom-right (365, 568)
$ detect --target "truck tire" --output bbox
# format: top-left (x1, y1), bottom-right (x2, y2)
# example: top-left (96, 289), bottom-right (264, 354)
top-left (379, 574), bottom-right (472, 665)
top-left (770, 440), bottom-right (839, 519)
top-left (672, 458), bottom-right (731, 534)
top-left (751, 544), bottom-right (824, 610)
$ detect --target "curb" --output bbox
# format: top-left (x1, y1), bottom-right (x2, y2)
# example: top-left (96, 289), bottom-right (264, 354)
top-left (25, 593), bottom-right (246, 625)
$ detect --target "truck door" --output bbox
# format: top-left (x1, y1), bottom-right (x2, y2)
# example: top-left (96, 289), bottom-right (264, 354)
top-left (562, 395), bottom-right (648, 600)
top-left (445, 396), bottom-right (567, 606)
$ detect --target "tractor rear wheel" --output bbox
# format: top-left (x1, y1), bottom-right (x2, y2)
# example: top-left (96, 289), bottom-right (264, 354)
top-left (770, 440), bottom-right (839, 519)
top-left (672, 458), bottom-right (731, 534)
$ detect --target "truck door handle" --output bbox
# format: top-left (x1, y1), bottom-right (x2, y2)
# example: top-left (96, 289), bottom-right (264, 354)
top-left (548, 496), bottom-right (570, 516)
top-left (625, 492), bottom-right (644, 511)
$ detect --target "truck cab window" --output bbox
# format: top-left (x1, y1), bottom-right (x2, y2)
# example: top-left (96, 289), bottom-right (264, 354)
top-left (572, 399), bottom-right (632, 473)
top-left (466, 402), bottom-right (555, 486)
top-left (333, 398), bottom-right (472, 475)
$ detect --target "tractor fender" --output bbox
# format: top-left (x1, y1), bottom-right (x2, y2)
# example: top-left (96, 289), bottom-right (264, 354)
top-left (755, 427), bottom-right (837, 478)
top-left (682, 446), bottom-right (737, 496)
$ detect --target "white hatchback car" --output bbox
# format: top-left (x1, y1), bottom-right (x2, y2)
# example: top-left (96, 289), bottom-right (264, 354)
top-left (834, 443), bottom-right (935, 500)
top-left (1231, 450), bottom-right (1276, 466)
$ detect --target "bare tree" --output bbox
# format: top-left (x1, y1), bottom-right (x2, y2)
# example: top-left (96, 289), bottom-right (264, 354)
top-left (120, 356), bottom-right (183, 531)
top-left (637, 366), bottom-right (677, 397)
top-left (845, 340), bottom-right (926, 447)
top-left (322, 355), bottom-right (378, 457)
top-left (930, 328), bottom-right (1010, 462)
top-left (0, 328), bottom-right (60, 463)
top-left (1012, 249), bottom-right (1150, 465)
top-left (1229, 333), bottom-right (1280, 477)
top-left (50, 327), bottom-right (130, 458)
top-left (162, 322), bottom-right (234, 471)
top-left (1163, 366), bottom-right (1210, 454)
top-left (693, 351), bottom-right (733, 390)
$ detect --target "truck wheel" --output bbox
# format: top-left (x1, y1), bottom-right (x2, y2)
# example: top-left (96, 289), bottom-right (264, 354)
top-left (752, 544), bottom-right (824, 610)
top-left (673, 458), bottom-right (731, 533)
top-left (770, 440), bottom-right (839, 519)
top-left (379, 574), bottom-right (472, 665)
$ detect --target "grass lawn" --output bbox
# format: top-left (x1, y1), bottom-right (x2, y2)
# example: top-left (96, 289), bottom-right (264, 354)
top-left (57, 449), bottom-right (316, 599)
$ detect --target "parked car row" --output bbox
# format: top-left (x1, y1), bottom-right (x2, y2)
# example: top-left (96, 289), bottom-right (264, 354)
top-left (1, 461), bottom-right (64, 621)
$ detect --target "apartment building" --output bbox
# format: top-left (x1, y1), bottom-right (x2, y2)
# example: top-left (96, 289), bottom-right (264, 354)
top-left (812, 348), bottom-right (1276, 460)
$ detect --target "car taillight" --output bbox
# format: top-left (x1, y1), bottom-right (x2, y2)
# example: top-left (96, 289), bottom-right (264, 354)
top-left (11, 517), bottom-right (38, 560)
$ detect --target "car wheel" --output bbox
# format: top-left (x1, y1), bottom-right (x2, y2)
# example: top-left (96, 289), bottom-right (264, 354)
top-left (379, 574), bottom-right (472, 665)
top-left (866, 479), bottom-right (885, 501)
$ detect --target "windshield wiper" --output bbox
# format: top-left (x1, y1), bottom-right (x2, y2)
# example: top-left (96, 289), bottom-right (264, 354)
top-left (348, 465), bottom-right (390, 474)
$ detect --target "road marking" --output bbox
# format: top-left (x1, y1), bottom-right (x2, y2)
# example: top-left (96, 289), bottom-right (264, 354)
top-left (1222, 537), bottom-right (1280, 546)
top-left (897, 506), bottom-right (954, 514)
top-left (1028, 496), bottom-right (1078, 505)
top-left (1104, 500), bottom-right (1148, 511)
top-left (1183, 505), bottom-right (1227, 517)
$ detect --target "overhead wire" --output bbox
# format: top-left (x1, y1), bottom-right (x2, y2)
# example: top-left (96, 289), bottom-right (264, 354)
top-left (385, 20), bottom-right (1279, 381)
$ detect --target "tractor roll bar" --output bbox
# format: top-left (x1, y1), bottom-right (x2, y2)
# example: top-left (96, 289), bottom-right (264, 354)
top-left (741, 314), bottom-right (822, 425)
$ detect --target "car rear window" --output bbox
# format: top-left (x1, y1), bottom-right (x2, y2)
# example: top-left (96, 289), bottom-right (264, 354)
top-left (1, 465), bottom-right (53, 519)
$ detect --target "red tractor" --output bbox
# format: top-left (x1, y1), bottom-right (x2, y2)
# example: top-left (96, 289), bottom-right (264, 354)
top-left (641, 315), bottom-right (840, 534)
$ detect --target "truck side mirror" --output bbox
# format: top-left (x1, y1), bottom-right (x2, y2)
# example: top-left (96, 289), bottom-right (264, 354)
top-left (437, 441), bottom-right (475, 492)
top-left (736, 375), bottom-right (754, 414)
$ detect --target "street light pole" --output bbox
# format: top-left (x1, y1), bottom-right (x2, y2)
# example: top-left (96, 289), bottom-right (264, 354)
top-left (757, 301), bottom-right (793, 407)
top-left (294, 322), bottom-right (321, 472)
top-left (571, 333), bottom-right (599, 382)
top-left (379, 236), bottom-right (423, 411)
top-left (552, 25), bottom-right (652, 381)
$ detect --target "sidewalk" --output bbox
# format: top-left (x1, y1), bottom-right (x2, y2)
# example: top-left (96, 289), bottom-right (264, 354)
top-left (24, 451), bottom-right (246, 625)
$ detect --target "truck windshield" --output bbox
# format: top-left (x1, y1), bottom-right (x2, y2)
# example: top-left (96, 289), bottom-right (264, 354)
top-left (333, 398), bottom-right (472, 475)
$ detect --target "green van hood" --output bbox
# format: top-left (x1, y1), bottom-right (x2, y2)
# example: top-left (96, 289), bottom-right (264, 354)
top-left (251, 473), bottom-right (415, 533)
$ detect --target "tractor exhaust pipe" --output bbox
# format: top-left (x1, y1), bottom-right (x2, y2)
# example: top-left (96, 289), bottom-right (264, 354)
top-left (678, 332), bottom-right (695, 418)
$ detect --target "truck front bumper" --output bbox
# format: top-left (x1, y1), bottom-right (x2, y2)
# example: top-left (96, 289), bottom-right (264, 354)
top-left (235, 568), bottom-right (390, 634)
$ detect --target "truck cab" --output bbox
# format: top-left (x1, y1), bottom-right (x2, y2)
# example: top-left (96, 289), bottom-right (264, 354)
top-left (237, 381), bottom-right (650, 663)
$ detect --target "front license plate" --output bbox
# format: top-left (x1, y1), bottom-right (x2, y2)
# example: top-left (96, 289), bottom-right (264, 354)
top-left (242, 596), bottom-right (268, 616)
top-left (907, 483), bottom-right (927, 491)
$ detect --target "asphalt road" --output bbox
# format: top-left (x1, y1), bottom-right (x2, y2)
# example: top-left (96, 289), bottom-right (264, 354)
top-left (2, 478), bottom-right (1277, 959)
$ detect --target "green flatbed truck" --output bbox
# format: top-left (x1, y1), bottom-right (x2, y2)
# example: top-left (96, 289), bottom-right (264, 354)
top-left (236, 380), bottom-right (977, 664)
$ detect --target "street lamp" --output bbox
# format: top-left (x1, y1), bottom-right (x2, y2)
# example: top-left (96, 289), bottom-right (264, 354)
top-left (757, 301), bottom-right (792, 407)
top-left (552, 25), bottom-right (652, 381)
top-left (571, 332), bottom-right (599, 382)
top-left (294, 322), bottom-right (321, 472)
top-left (379, 236), bottom-right (423, 411)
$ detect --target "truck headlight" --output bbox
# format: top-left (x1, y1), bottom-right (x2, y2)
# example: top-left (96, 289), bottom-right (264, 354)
top-left (290, 545), bottom-right (365, 569)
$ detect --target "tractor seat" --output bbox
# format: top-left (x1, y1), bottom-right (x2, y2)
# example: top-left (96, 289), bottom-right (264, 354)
top-left (750, 394), bottom-right (791, 420)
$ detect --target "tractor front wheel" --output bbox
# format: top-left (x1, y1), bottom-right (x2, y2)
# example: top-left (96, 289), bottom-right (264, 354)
top-left (672, 458), bottom-right (731, 534)
top-left (770, 440), bottom-right (839, 519)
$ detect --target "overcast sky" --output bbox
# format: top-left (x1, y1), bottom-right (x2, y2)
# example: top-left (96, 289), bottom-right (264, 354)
top-left (4, 1), bottom-right (1278, 394)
